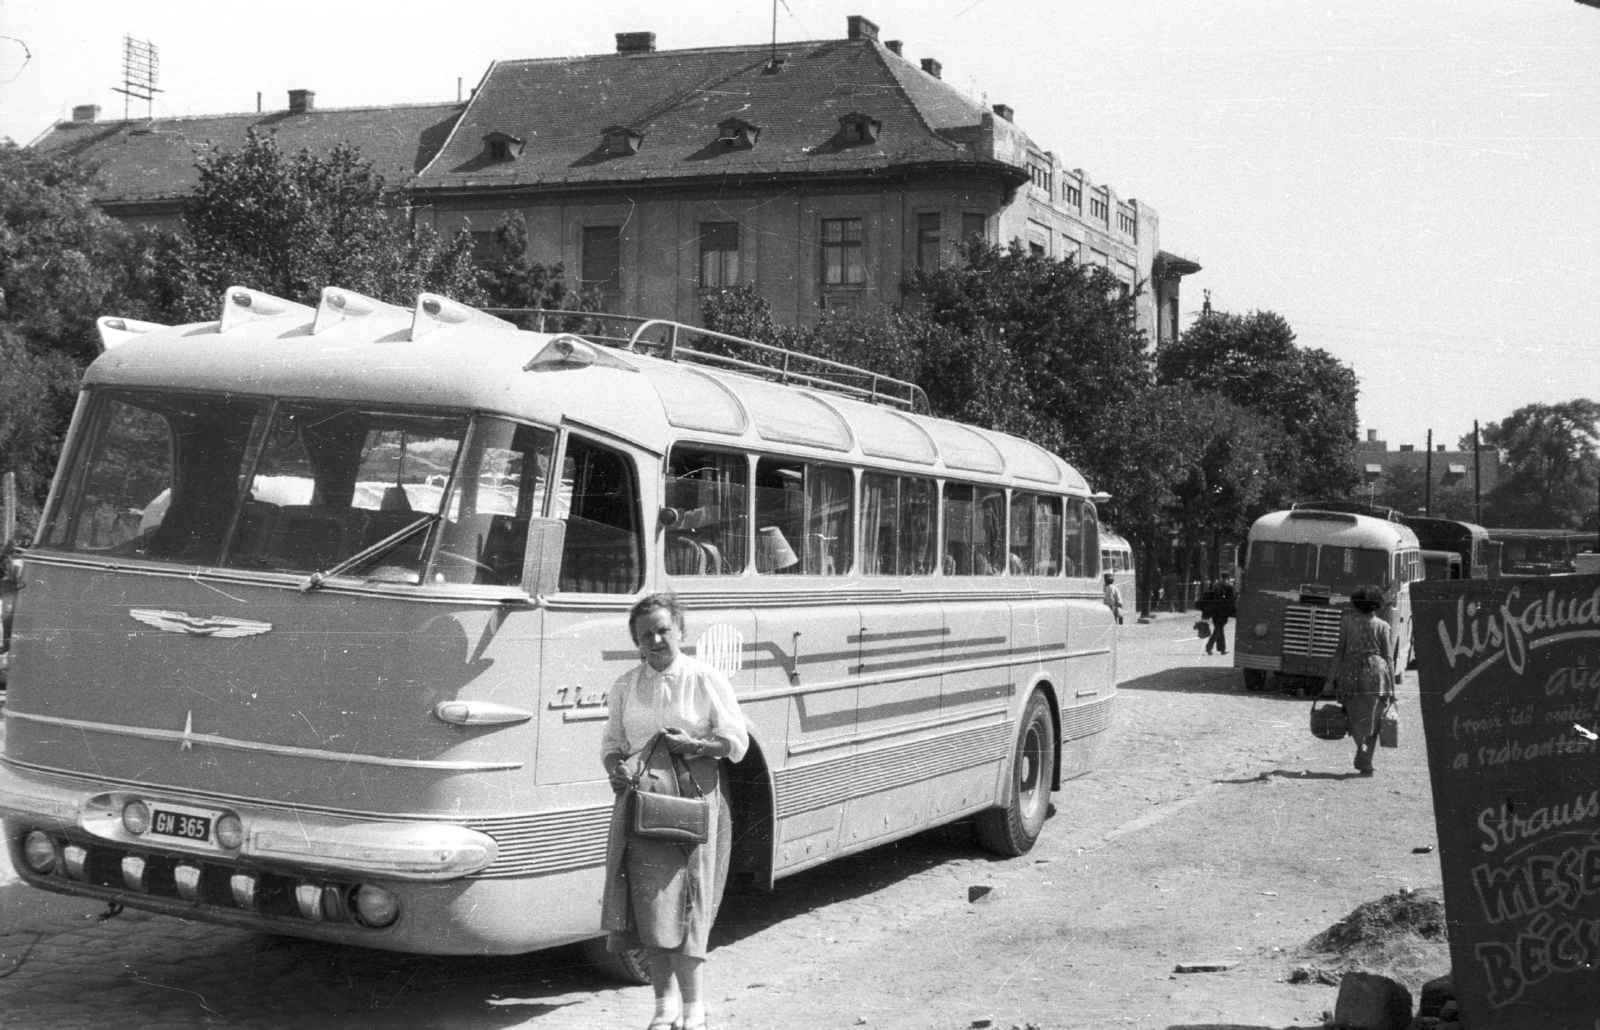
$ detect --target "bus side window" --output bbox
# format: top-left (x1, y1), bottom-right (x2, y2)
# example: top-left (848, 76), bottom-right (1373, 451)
top-left (863, 473), bottom-right (936, 576)
top-left (664, 446), bottom-right (748, 576)
top-left (554, 436), bottom-right (642, 593)
top-left (1083, 501), bottom-right (1100, 578)
top-left (1063, 498), bottom-right (1085, 577)
top-left (754, 458), bottom-right (852, 576)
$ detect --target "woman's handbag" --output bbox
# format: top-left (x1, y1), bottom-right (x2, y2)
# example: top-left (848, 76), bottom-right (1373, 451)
top-left (1310, 700), bottom-right (1349, 741)
top-left (629, 735), bottom-right (709, 844)
top-left (1194, 619), bottom-right (1211, 639)
top-left (1378, 697), bottom-right (1400, 749)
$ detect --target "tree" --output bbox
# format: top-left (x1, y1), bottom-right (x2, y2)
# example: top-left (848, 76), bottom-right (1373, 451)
top-left (1155, 309), bottom-right (1360, 504)
top-left (1474, 400), bottom-right (1600, 528)
top-left (0, 325), bottom-right (79, 525)
top-left (150, 130), bottom-right (485, 322)
top-left (477, 216), bottom-right (591, 322)
top-left (0, 142), bottom-right (142, 363)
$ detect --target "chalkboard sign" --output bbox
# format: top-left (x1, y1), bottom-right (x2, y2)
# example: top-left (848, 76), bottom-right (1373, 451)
top-left (1413, 574), bottom-right (1600, 1026)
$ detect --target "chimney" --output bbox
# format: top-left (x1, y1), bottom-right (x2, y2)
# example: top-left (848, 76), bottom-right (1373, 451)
top-left (920, 57), bottom-right (942, 79)
top-left (991, 103), bottom-right (1013, 122)
top-left (885, 40), bottom-right (903, 56)
top-left (1400, 444), bottom-right (1414, 452)
top-left (847, 15), bottom-right (879, 41)
top-left (1437, 444), bottom-right (1446, 452)
top-left (288, 89), bottom-right (315, 114)
top-left (1366, 430), bottom-right (1377, 442)
top-left (616, 31), bottom-right (656, 53)
top-left (71, 104), bottom-right (100, 123)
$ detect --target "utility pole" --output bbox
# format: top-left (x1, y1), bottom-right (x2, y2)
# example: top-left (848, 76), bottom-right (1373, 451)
top-left (1424, 429), bottom-right (1433, 515)
top-left (1473, 421), bottom-right (1482, 526)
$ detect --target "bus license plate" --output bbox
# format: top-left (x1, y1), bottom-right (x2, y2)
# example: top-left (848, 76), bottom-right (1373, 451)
top-left (151, 807), bottom-right (214, 844)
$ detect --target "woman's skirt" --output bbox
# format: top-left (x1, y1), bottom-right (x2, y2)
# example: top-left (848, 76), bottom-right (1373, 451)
top-left (1335, 653), bottom-right (1393, 739)
top-left (602, 759), bottom-right (733, 958)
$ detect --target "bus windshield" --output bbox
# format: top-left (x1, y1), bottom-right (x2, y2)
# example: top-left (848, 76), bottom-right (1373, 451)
top-left (1248, 540), bottom-right (1389, 590)
top-left (41, 389), bottom-right (553, 586)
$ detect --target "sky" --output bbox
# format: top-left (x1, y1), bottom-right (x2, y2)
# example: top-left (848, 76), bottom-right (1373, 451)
top-left (2, 0), bottom-right (1598, 450)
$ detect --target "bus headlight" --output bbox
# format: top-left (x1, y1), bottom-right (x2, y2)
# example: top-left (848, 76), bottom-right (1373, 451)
top-left (215, 813), bottom-right (244, 850)
top-left (1253, 621), bottom-right (1270, 638)
top-left (352, 884), bottom-right (401, 928)
top-left (22, 831), bottom-right (57, 874)
top-left (122, 800), bottom-right (151, 835)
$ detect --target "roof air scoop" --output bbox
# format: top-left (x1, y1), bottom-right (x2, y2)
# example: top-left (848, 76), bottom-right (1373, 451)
top-left (410, 293), bottom-right (516, 340)
top-left (313, 287), bottom-right (411, 335)
top-left (219, 287), bottom-right (315, 333)
top-left (95, 316), bottom-right (169, 353)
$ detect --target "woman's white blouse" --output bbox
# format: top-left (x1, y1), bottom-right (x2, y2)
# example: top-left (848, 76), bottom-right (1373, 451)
top-left (601, 654), bottom-right (749, 762)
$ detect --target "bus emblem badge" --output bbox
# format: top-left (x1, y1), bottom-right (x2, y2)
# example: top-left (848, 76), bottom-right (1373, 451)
top-left (130, 609), bottom-right (273, 638)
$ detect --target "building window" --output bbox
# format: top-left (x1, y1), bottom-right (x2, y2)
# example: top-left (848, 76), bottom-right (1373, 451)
top-left (581, 226), bottom-right (622, 310)
top-left (1117, 203), bottom-right (1138, 239)
top-left (1029, 242), bottom-right (1046, 257)
top-left (916, 212), bottom-right (941, 269)
top-left (821, 217), bottom-right (864, 286)
top-left (961, 213), bottom-right (987, 242)
top-left (699, 222), bottom-right (740, 288)
top-left (1089, 189), bottom-right (1109, 223)
top-left (1028, 160), bottom-right (1051, 194)
top-left (1063, 180), bottom-right (1082, 208)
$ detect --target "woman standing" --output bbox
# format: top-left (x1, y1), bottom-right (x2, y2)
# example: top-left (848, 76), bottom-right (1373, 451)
top-left (601, 593), bottom-right (749, 1030)
top-left (1324, 585), bottom-right (1396, 776)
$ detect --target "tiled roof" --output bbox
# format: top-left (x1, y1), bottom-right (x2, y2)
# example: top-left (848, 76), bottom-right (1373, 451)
top-left (31, 102), bottom-right (465, 203)
top-left (415, 37), bottom-right (1009, 190)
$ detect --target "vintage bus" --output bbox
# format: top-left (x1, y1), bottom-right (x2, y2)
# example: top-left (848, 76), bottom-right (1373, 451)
top-left (0, 287), bottom-right (1117, 974)
top-left (1400, 516), bottom-right (1489, 580)
top-left (1099, 529), bottom-right (1136, 605)
top-left (1233, 509), bottom-right (1422, 694)
top-left (1488, 527), bottom-right (1598, 576)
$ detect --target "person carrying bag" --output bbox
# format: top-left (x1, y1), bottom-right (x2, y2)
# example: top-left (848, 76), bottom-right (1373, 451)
top-left (600, 593), bottom-right (749, 1030)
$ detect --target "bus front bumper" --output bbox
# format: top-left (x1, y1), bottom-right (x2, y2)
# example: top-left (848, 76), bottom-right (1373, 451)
top-left (0, 761), bottom-right (497, 881)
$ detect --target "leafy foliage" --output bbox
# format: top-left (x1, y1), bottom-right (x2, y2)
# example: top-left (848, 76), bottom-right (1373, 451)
top-left (151, 130), bottom-right (485, 322)
top-left (1156, 309), bottom-right (1360, 505)
top-left (0, 325), bottom-right (80, 523)
top-left (1474, 400), bottom-right (1600, 528)
top-left (0, 142), bottom-right (142, 363)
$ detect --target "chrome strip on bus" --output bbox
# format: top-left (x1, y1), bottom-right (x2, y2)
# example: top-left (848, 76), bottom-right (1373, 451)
top-left (786, 704), bottom-right (1011, 756)
top-left (3, 710), bottom-right (523, 771)
top-left (737, 646), bottom-right (1111, 703)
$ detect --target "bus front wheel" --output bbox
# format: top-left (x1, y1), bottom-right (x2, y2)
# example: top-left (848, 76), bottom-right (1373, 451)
top-left (977, 690), bottom-right (1056, 857)
top-left (1241, 670), bottom-right (1268, 692)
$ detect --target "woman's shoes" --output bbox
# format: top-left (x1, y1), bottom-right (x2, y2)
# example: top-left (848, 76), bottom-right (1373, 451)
top-left (645, 1017), bottom-right (681, 1030)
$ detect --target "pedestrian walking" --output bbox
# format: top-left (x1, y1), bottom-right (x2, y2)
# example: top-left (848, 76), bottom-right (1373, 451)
top-left (1200, 571), bottom-right (1236, 655)
top-left (1323, 585), bottom-right (1396, 776)
top-left (601, 593), bottom-right (749, 1030)
top-left (1102, 572), bottom-right (1125, 625)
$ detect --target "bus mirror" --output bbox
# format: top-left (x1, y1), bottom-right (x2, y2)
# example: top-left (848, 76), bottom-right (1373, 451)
top-left (2, 472), bottom-right (15, 549)
top-left (522, 518), bottom-right (567, 598)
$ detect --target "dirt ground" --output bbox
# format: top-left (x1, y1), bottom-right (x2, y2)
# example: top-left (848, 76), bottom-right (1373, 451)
top-left (498, 616), bottom-right (1450, 1030)
top-left (0, 615), bottom-right (1451, 1029)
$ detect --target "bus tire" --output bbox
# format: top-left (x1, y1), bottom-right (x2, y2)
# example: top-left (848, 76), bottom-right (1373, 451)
top-left (1241, 669), bottom-right (1268, 692)
top-left (581, 936), bottom-right (651, 985)
top-left (977, 690), bottom-right (1055, 857)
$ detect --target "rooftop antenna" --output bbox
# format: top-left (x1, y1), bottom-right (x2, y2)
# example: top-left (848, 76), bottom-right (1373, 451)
top-left (771, 0), bottom-right (777, 67)
top-left (112, 35), bottom-right (162, 122)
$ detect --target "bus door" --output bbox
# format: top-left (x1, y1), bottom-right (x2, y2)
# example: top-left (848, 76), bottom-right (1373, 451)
top-left (748, 458), bottom-right (862, 873)
top-left (535, 432), bottom-right (648, 786)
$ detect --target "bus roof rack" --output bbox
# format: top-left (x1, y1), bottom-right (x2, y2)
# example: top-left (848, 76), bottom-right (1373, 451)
top-left (487, 309), bottom-right (929, 414)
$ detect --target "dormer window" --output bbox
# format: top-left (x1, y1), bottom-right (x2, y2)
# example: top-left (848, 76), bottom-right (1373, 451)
top-left (484, 131), bottom-right (525, 163)
top-left (716, 118), bottom-right (760, 150)
top-left (602, 125), bottom-right (643, 156)
top-left (837, 112), bottom-right (881, 146)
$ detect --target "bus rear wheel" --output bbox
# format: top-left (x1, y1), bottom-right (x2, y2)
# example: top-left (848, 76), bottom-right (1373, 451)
top-left (977, 690), bottom-right (1056, 857)
top-left (581, 937), bottom-right (651, 985)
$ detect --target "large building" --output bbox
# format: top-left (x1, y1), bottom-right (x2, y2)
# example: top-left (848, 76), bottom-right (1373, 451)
top-left (1357, 429), bottom-right (1502, 517)
top-left (33, 15), bottom-right (1198, 340)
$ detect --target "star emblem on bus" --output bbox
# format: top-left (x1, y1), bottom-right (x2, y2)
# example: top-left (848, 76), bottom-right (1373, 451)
top-left (129, 609), bottom-right (273, 638)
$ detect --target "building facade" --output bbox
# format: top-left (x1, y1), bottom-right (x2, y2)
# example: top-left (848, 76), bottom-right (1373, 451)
top-left (1357, 429), bottom-right (1502, 518)
top-left (34, 15), bottom-right (1198, 341)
